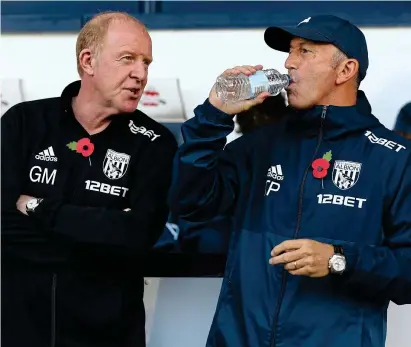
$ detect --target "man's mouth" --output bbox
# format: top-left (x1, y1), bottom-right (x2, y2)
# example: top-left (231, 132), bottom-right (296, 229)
top-left (126, 88), bottom-right (140, 97)
top-left (285, 81), bottom-right (295, 90)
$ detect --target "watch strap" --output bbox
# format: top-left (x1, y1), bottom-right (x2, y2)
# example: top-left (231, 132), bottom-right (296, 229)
top-left (333, 244), bottom-right (344, 255)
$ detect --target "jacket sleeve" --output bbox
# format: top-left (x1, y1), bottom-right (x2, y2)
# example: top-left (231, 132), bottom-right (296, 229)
top-left (343, 156), bottom-right (411, 305)
top-left (1, 104), bottom-right (31, 228)
top-left (32, 135), bottom-right (178, 256)
top-left (168, 99), bottom-right (242, 222)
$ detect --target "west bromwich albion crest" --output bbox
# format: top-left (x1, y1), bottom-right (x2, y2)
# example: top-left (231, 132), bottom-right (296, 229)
top-left (103, 149), bottom-right (130, 180)
top-left (332, 160), bottom-right (362, 190)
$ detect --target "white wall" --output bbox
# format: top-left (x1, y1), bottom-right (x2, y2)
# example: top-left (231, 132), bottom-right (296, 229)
top-left (2, 27), bottom-right (411, 127)
top-left (2, 28), bottom-right (411, 347)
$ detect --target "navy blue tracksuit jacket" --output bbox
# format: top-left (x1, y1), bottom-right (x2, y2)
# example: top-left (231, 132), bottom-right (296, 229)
top-left (169, 91), bottom-right (411, 347)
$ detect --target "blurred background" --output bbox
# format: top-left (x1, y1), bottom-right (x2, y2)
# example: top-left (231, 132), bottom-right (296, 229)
top-left (2, 1), bottom-right (411, 346)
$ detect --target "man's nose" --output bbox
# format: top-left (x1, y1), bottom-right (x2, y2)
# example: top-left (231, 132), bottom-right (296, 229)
top-left (130, 61), bottom-right (148, 81)
top-left (284, 53), bottom-right (298, 71)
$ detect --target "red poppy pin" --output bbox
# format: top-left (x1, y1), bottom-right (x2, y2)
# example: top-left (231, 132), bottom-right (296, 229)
top-left (312, 150), bottom-right (332, 179)
top-left (67, 138), bottom-right (95, 165)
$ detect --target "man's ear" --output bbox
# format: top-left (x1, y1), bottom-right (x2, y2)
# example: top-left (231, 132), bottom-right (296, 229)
top-left (78, 49), bottom-right (95, 76)
top-left (336, 58), bottom-right (359, 85)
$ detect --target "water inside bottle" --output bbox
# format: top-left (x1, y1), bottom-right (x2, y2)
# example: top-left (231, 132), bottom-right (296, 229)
top-left (216, 73), bottom-right (250, 103)
top-left (216, 70), bottom-right (290, 103)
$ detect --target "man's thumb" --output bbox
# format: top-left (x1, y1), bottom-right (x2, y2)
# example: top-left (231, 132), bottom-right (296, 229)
top-left (243, 92), bottom-right (270, 110)
top-left (256, 92), bottom-right (271, 102)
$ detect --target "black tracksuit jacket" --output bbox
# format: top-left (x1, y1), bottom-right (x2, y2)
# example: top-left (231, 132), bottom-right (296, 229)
top-left (1, 81), bottom-right (178, 347)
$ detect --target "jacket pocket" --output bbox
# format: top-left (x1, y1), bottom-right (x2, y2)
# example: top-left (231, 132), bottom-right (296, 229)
top-left (277, 271), bottom-right (364, 346)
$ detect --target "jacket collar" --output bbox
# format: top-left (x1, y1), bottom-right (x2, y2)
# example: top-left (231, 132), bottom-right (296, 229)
top-left (59, 80), bottom-right (81, 124)
top-left (61, 80), bottom-right (81, 108)
top-left (285, 90), bottom-right (381, 139)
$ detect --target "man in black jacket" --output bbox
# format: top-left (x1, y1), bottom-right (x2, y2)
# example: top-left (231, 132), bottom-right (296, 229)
top-left (1, 12), bottom-right (177, 347)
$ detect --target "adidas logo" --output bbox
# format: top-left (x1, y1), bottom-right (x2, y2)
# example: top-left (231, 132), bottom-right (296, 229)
top-left (267, 165), bottom-right (284, 180)
top-left (35, 146), bottom-right (58, 162)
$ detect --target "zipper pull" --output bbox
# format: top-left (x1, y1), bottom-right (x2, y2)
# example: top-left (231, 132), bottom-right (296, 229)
top-left (321, 106), bottom-right (327, 119)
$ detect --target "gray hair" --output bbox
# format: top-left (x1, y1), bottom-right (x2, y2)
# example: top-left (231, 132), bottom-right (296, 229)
top-left (331, 48), bottom-right (360, 88)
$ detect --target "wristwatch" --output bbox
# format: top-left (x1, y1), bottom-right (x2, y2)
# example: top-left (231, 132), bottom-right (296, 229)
top-left (26, 198), bottom-right (43, 215)
top-left (328, 245), bottom-right (346, 274)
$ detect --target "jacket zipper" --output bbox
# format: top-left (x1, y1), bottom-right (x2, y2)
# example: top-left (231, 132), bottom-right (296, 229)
top-left (51, 273), bottom-right (57, 347)
top-left (269, 106), bottom-right (328, 347)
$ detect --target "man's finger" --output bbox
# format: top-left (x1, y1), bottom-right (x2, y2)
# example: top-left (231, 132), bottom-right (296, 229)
top-left (223, 66), bottom-right (254, 76)
top-left (237, 65), bottom-right (260, 75)
top-left (243, 92), bottom-right (271, 110)
top-left (255, 92), bottom-right (271, 101)
top-left (224, 65), bottom-right (263, 77)
top-left (283, 256), bottom-right (314, 271)
top-left (240, 66), bottom-right (257, 75)
top-left (223, 68), bottom-right (242, 76)
top-left (287, 266), bottom-right (312, 276)
top-left (269, 249), bottom-right (304, 265)
top-left (272, 239), bottom-right (305, 257)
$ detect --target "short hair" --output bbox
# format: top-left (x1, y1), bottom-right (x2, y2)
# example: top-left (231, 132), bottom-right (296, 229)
top-left (331, 48), bottom-right (361, 88)
top-left (75, 11), bottom-right (146, 76)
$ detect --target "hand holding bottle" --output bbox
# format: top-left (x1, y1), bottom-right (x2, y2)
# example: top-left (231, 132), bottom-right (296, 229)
top-left (209, 65), bottom-right (271, 116)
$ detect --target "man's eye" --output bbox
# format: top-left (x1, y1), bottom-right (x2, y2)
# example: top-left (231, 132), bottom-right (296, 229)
top-left (123, 56), bottom-right (134, 61)
top-left (301, 48), bottom-right (310, 54)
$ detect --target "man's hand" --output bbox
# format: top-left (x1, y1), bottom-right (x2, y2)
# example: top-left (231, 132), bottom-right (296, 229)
top-left (209, 65), bottom-right (271, 115)
top-left (16, 194), bottom-right (35, 215)
top-left (269, 239), bottom-right (334, 278)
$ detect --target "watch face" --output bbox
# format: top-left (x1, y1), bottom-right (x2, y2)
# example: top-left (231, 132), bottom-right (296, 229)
top-left (27, 199), bottom-right (39, 210)
top-left (332, 257), bottom-right (346, 272)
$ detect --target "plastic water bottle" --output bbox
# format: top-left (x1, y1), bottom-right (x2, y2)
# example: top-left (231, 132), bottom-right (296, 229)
top-left (215, 69), bottom-right (291, 103)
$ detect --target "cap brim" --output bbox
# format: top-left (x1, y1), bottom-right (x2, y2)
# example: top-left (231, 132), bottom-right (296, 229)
top-left (264, 26), bottom-right (331, 52)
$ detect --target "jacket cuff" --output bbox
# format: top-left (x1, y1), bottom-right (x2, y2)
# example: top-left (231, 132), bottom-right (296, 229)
top-left (31, 198), bottom-right (63, 229)
top-left (199, 98), bottom-right (235, 126)
top-left (341, 242), bottom-right (360, 274)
